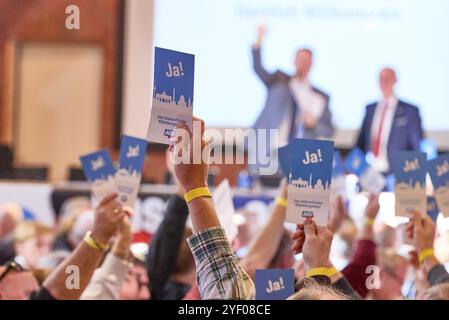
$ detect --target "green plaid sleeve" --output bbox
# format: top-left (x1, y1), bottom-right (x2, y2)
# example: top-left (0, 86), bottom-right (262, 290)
top-left (187, 226), bottom-right (255, 300)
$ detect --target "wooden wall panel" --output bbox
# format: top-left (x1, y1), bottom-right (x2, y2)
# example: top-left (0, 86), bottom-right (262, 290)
top-left (0, 0), bottom-right (124, 150)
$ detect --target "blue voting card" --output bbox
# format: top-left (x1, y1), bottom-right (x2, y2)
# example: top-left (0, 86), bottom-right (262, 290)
top-left (147, 47), bottom-right (195, 145)
top-left (343, 148), bottom-right (368, 176)
top-left (277, 145), bottom-right (291, 177)
top-left (428, 153), bottom-right (449, 217)
top-left (344, 148), bottom-right (385, 193)
top-left (116, 135), bottom-right (148, 207)
top-left (392, 151), bottom-right (427, 217)
top-left (286, 139), bottom-right (334, 226)
top-left (331, 151), bottom-right (347, 198)
top-left (255, 269), bottom-right (295, 300)
top-left (332, 151), bottom-right (345, 178)
top-left (427, 196), bottom-right (440, 222)
top-left (80, 149), bottom-right (116, 201)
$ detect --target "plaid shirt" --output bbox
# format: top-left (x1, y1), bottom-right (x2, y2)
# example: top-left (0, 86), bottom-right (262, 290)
top-left (187, 226), bottom-right (255, 300)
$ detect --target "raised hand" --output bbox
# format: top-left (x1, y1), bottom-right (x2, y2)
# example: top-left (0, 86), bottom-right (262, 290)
top-left (91, 193), bottom-right (126, 245)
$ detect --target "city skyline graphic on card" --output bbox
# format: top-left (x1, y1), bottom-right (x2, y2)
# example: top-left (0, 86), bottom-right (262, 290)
top-left (278, 145), bottom-right (291, 177)
top-left (428, 153), bottom-right (449, 217)
top-left (344, 148), bottom-right (368, 176)
top-left (289, 139), bottom-right (334, 189)
top-left (80, 149), bottom-right (116, 200)
top-left (392, 151), bottom-right (427, 217)
top-left (255, 269), bottom-right (295, 300)
top-left (147, 47), bottom-right (195, 144)
top-left (427, 196), bottom-right (440, 222)
top-left (116, 135), bottom-right (148, 206)
top-left (80, 149), bottom-right (116, 182)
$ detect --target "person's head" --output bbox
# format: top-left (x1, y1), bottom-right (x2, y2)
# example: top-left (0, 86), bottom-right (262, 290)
top-left (370, 248), bottom-right (408, 300)
top-left (420, 283), bottom-right (449, 300)
top-left (288, 278), bottom-right (351, 300)
top-left (0, 262), bottom-right (39, 300)
top-left (379, 67), bottom-right (397, 98)
top-left (120, 261), bottom-right (150, 300)
top-left (294, 48), bottom-right (313, 80)
top-left (269, 229), bottom-right (294, 269)
top-left (13, 221), bottom-right (54, 269)
top-left (0, 203), bottom-right (22, 238)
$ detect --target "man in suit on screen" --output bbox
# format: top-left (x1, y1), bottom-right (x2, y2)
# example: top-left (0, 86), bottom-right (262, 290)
top-left (251, 26), bottom-right (335, 150)
top-left (356, 67), bottom-right (423, 174)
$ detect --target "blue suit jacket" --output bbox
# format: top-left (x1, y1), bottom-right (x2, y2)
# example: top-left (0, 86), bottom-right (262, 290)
top-left (251, 48), bottom-right (334, 141)
top-left (356, 100), bottom-right (423, 171)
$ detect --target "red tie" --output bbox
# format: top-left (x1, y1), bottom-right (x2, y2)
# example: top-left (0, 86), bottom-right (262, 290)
top-left (372, 101), bottom-right (388, 157)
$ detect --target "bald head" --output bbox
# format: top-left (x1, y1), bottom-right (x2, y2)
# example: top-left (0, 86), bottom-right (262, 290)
top-left (379, 67), bottom-right (397, 98)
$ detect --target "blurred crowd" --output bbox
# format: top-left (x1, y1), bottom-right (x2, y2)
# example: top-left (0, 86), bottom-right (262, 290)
top-left (1, 118), bottom-right (449, 300)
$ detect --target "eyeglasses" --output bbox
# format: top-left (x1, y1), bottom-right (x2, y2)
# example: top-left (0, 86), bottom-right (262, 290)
top-left (0, 259), bottom-right (27, 283)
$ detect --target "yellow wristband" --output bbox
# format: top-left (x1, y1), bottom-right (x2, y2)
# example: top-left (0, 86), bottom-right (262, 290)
top-left (419, 248), bottom-right (434, 264)
top-left (365, 217), bottom-right (375, 226)
top-left (184, 187), bottom-right (212, 204)
top-left (83, 231), bottom-right (109, 252)
top-left (275, 196), bottom-right (288, 208)
top-left (306, 266), bottom-right (338, 278)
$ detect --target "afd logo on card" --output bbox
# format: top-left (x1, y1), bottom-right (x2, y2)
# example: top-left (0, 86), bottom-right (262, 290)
top-left (80, 149), bottom-right (116, 182)
top-left (344, 148), bottom-right (368, 176)
top-left (255, 269), bottom-right (295, 300)
top-left (118, 136), bottom-right (148, 175)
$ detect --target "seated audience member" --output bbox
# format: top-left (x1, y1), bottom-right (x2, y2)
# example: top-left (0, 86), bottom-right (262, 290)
top-left (420, 283), bottom-right (449, 300)
top-left (146, 150), bottom-right (196, 300)
top-left (0, 203), bottom-right (23, 264)
top-left (82, 216), bottom-right (150, 300)
top-left (0, 260), bottom-right (39, 299)
top-left (0, 193), bottom-right (128, 300)
top-left (170, 118), bottom-right (255, 300)
top-left (290, 219), bottom-right (357, 300)
top-left (13, 221), bottom-right (54, 269)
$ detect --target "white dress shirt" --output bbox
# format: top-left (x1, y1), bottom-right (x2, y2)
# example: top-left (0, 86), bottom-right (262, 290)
top-left (369, 95), bottom-right (398, 172)
top-left (278, 78), bottom-right (326, 147)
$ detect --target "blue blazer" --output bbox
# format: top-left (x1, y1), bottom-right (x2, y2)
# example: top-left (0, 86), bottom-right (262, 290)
top-left (251, 47), bottom-right (334, 141)
top-left (356, 100), bottom-right (423, 171)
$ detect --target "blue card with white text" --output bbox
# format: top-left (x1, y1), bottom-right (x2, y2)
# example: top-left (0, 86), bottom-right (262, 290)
top-left (80, 149), bottom-right (116, 201)
top-left (255, 269), bottom-right (295, 300)
top-left (344, 148), bottom-right (368, 176)
top-left (427, 196), bottom-right (440, 222)
top-left (286, 139), bottom-right (334, 226)
top-left (116, 135), bottom-right (148, 207)
top-left (428, 153), bottom-right (449, 217)
top-left (392, 151), bottom-right (427, 217)
top-left (147, 47), bottom-right (194, 144)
